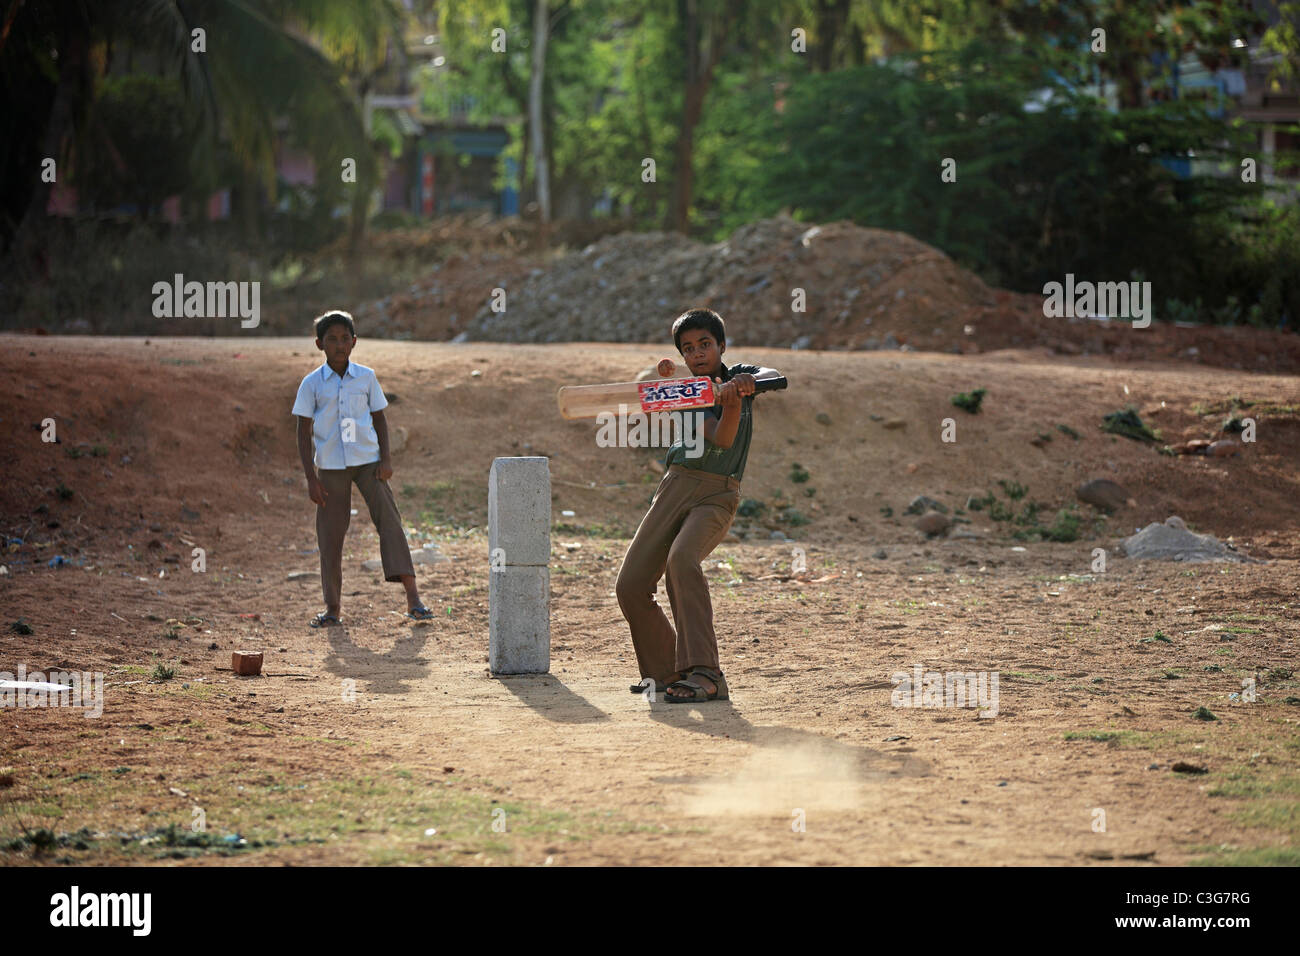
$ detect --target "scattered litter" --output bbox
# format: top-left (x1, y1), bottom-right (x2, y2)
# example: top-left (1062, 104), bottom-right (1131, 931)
top-left (561, 510), bottom-right (576, 517)
top-left (0, 680), bottom-right (72, 693)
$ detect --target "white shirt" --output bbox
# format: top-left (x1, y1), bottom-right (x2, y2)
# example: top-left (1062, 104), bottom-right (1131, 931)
top-left (292, 362), bottom-right (389, 469)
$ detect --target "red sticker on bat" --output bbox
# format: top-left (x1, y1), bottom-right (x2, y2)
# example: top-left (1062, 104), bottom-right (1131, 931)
top-left (637, 377), bottom-right (715, 412)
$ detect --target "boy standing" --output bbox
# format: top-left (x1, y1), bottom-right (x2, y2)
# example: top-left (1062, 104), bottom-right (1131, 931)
top-left (292, 311), bottom-right (433, 626)
top-left (615, 308), bottom-right (783, 702)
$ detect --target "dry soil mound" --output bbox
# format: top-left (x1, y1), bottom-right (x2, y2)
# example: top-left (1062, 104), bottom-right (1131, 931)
top-left (465, 216), bottom-right (1001, 350)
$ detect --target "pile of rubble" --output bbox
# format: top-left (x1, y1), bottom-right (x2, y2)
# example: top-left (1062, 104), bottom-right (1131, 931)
top-left (464, 216), bottom-right (1011, 350)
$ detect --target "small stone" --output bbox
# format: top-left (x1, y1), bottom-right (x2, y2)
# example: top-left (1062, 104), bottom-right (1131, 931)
top-left (770, 530), bottom-right (788, 541)
top-left (287, 571), bottom-right (314, 581)
top-left (906, 495), bottom-right (947, 515)
top-left (916, 511), bottom-right (951, 536)
top-left (1076, 479), bottom-right (1130, 511)
top-left (882, 418), bottom-right (906, 430)
top-left (1206, 439), bottom-right (1241, 458)
top-left (873, 548), bottom-right (888, 559)
top-left (815, 412), bottom-right (832, 426)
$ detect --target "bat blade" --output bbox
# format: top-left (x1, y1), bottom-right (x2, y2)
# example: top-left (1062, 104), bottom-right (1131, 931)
top-left (557, 376), bottom-right (716, 420)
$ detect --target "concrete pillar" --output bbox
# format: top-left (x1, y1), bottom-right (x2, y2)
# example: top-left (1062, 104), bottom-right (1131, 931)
top-left (488, 457), bottom-right (550, 674)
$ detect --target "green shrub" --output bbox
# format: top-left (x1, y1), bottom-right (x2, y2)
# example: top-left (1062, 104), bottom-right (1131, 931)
top-left (951, 388), bottom-right (987, 414)
top-left (1101, 406), bottom-right (1157, 442)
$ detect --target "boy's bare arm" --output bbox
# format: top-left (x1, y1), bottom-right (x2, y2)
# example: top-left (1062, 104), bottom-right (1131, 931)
top-left (298, 416), bottom-right (327, 506)
top-left (373, 409), bottom-right (393, 480)
top-left (297, 416), bottom-right (316, 477)
top-left (704, 380), bottom-right (745, 449)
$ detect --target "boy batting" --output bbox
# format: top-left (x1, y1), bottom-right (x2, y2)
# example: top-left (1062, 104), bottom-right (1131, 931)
top-left (616, 308), bottom-right (785, 702)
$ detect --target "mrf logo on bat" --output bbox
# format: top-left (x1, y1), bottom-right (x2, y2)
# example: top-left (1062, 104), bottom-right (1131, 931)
top-left (637, 377), bottom-right (715, 412)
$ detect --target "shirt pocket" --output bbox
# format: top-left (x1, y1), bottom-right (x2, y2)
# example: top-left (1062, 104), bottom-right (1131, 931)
top-left (340, 387), bottom-right (369, 422)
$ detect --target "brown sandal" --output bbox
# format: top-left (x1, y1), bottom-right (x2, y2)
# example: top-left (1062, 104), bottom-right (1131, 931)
top-left (665, 666), bottom-right (729, 703)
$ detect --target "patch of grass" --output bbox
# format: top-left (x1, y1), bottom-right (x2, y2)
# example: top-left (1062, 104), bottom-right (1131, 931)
top-left (55, 482), bottom-right (74, 500)
top-left (1040, 508), bottom-right (1081, 542)
top-left (1063, 731), bottom-right (1124, 742)
top-left (150, 662), bottom-right (176, 682)
top-left (10, 618), bottom-right (33, 635)
top-left (997, 480), bottom-right (1027, 501)
top-left (1140, 631), bottom-right (1172, 644)
top-left (1056, 423), bottom-right (1080, 440)
top-left (951, 387), bottom-right (986, 414)
top-left (737, 498), bottom-right (766, 518)
top-left (1189, 846), bottom-right (1300, 866)
top-left (778, 507), bottom-right (809, 527)
top-left (789, 462), bottom-right (810, 484)
top-left (1101, 405), bottom-right (1158, 442)
top-left (1192, 706), bottom-right (1218, 721)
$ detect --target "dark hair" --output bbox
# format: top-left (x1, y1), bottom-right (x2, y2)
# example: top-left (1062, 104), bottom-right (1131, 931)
top-left (672, 308), bottom-right (726, 353)
top-left (314, 310), bottom-right (356, 340)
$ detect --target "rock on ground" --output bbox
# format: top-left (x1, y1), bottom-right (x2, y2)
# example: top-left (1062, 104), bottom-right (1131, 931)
top-left (1121, 517), bottom-right (1245, 562)
top-left (1076, 479), bottom-right (1130, 511)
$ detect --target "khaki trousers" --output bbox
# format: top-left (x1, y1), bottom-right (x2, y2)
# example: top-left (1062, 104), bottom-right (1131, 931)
top-left (616, 464), bottom-right (740, 679)
top-left (316, 461), bottom-right (415, 609)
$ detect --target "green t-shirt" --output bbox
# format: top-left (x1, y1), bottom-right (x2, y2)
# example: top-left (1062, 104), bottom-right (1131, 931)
top-left (664, 362), bottom-right (765, 482)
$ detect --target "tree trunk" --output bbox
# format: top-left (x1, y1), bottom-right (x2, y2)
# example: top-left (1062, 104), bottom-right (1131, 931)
top-left (529, 0), bottom-right (551, 247)
top-left (12, 25), bottom-right (88, 271)
top-left (668, 0), bottom-right (727, 234)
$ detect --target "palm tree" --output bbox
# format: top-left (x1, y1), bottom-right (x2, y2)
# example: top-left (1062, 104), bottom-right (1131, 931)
top-left (1, 0), bottom-right (405, 258)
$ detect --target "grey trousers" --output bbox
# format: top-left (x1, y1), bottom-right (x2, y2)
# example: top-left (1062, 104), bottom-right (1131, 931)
top-left (316, 461), bottom-right (415, 609)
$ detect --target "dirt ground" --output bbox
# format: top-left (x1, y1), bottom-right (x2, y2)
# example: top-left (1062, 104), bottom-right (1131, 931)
top-left (1, 335), bottom-right (1298, 866)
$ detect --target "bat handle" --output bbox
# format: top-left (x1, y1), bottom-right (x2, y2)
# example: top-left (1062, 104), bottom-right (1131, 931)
top-left (754, 374), bottom-right (788, 394)
top-left (709, 373), bottom-right (787, 405)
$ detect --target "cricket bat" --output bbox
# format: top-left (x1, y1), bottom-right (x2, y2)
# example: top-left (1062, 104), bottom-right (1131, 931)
top-left (557, 371), bottom-right (788, 420)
